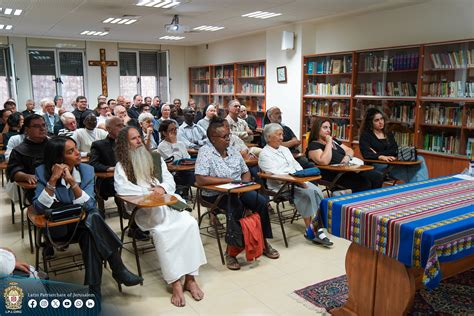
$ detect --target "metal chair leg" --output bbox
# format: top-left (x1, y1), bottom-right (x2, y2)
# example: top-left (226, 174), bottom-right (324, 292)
top-left (276, 204), bottom-right (289, 248)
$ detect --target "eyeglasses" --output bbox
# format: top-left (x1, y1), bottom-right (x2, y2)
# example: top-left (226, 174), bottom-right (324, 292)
top-left (167, 128), bottom-right (177, 132)
top-left (99, 107), bottom-right (108, 110)
top-left (29, 124), bottom-right (46, 129)
top-left (232, 104), bottom-right (241, 108)
top-left (211, 133), bottom-right (230, 140)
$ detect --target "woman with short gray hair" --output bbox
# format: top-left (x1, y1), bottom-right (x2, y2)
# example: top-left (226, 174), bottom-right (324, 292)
top-left (138, 112), bottom-right (159, 150)
top-left (259, 123), bottom-right (333, 247)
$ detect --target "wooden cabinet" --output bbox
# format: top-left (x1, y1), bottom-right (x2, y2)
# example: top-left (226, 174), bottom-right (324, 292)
top-left (189, 60), bottom-right (266, 127)
top-left (189, 66), bottom-right (211, 110)
top-left (302, 39), bottom-right (474, 177)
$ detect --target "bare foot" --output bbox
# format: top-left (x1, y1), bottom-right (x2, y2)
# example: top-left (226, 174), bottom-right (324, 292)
top-left (171, 280), bottom-right (185, 307)
top-left (184, 276), bottom-right (204, 301)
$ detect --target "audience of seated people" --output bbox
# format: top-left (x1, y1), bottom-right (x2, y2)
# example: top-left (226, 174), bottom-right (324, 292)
top-left (114, 126), bottom-right (206, 307)
top-left (306, 118), bottom-right (384, 192)
top-left (359, 107), bottom-right (429, 183)
top-left (195, 117), bottom-right (279, 271)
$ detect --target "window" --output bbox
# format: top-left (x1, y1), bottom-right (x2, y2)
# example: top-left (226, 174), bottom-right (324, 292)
top-left (119, 50), bottom-right (169, 102)
top-left (29, 49), bottom-right (85, 110)
top-left (0, 47), bottom-right (16, 105)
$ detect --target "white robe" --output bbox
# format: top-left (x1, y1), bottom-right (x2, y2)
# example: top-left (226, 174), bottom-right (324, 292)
top-left (114, 158), bottom-right (207, 283)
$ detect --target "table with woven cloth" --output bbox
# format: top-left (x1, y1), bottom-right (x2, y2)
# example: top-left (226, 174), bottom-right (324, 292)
top-left (320, 176), bottom-right (474, 316)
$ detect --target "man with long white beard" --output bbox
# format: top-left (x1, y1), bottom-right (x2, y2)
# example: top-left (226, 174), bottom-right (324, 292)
top-left (113, 126), bottom-right (207, 307)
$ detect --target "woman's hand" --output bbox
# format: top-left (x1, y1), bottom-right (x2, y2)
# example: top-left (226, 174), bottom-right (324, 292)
top-left (62, 165), bottom-right (75, 185)
top-left (379, 155), bottom-right (396, 162)
top-left (50, 164), bottom-right (66, 182)
top-left (341, 155), bottom-right (351, 165)
top-left (150, 186), bottom-right (166, 196)
top-left (324, 135), bottom-right (333, 144)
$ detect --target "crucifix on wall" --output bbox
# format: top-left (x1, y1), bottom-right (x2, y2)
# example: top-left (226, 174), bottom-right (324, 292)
top-left (88, 48), bottom-right (117, 96)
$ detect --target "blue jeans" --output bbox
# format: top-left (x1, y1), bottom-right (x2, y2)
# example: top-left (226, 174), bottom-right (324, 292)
top-left (373, 155), bottom-right (429, 183)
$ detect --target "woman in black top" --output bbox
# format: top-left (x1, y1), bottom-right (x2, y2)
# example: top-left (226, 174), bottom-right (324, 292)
top-left (359, 108), bottom-right (428, 183)
top-left (306, 118), bottom-right (383, 192)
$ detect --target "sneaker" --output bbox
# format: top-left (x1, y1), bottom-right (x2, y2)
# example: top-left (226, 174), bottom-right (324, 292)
top-left (127, 228), bottom-right (150, 241)
top-left (311, 228), bottom-right (333, 247)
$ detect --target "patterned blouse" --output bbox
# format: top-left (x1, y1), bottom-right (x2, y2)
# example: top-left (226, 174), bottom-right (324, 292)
top-left (195, 143), bottom-right (249, 196)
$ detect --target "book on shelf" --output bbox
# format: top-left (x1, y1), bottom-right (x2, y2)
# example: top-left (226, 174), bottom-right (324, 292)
top-left (214, 67), bottom-right (234, 79)
top-left (306, 100), bottom-right (350, 117)
top-left (467, 138), bottom-right (474, 157)
top-left (331, 59), bottom-right (342, 74)
top-left (359, 81), bottom-right (416, 96)
top-left (429, 49), bottom-right (474, 69)
top-left (306, 56), bottom-right (352, 75)
top-left (192, 83), bottom-right (209, 93)
top-left (423, 133), bottom-right (460, 154)
top-left (241, 64), bottom-right (265, 77)
top-left (332, 121), bottom-right (350, 140)
top-left (393, 131), bottom-right (414, 147)
top-left (390, 104), bottom-right (415, 124)
top-left (240, 81), bottom-right (264, 94)
top-left (306, 81), bottom-right (351, 96)
top-left (424, 81), bottom-right (474, 98)
top-left (362, 52), bottom-right (418, 72)
top-left (423, 104), bottom-right (462, 126)
top-left (192, 69), bottom-right (210, 80)
top-left (467, 108), bottom-right (473, 127)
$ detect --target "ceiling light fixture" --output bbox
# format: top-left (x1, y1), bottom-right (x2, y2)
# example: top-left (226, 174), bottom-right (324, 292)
top-left (103, 17), bottom-right (138, 25)
top-left (0, 8), bottom-right (23, 16)
top-left (193, 25), bottom-right (225, 32)
top-left (159, 35), bottom-right (184, 40)
top-left (241, 11), bottom-right (282, 19)
top-left (136, 0), bottom-right (180, 9)
top-left (80, 30), bottom-right (109, 37)
top-left (0, 24), bottom-right (13, 30)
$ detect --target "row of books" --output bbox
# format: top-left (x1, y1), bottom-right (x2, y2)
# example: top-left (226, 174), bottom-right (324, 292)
top-left (191, 70), bottom-right (210, 80)
top-left (214, 68), bottom-right (234, 79)
top-left (213, 81), bottom-right (234, 93)
top-left (423, 104), bottom-right (462, 126)
top-left (423, 81), bottom-right (474, 98)
top-left (390, 105), bottom-right (415, 123)
top-left (358, 81), bottom-right (417, 96)
top-left (332, 122), bottom-right (350, 140)
top-left (240, 82), bottom-right (264, 94)
top-left (360, 52), bottom-right (419, 72)
top-left (428, 49), bottom-right (474, 69)
top-left (191, 83), bottom-right (209, 93)
top-left (423, 133), bottom-right (460, 154)
top-left (306, 82), bottom-right (352, 96)
top-left (467, 138), bottom-right (474, 157)
top-left (306, 56), bottom-right (353, 74)
top-left (240, 65), bottom-right (265, 77)
top-left (305, 100), bottom-right (350, 117)
top-left (393, 131), bottom-right (414, 147)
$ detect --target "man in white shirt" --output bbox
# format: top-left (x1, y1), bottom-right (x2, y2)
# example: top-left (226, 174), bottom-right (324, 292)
top-left (225, 99), bottom-right (253, 142)
top-left (41, 98), bottom-right (60, 135)
top-left (72, 113), bottom-right (108, 154)
top-left (177, 107), bottom-right (207, 149)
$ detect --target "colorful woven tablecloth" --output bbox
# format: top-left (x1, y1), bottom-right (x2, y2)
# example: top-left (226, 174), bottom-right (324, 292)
top-left (321, 176), bottom-right (474, 289)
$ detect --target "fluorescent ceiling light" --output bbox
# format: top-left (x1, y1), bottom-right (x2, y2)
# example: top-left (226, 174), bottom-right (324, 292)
top-left (159, 35), bottom-right (184, 40)
top-left (80, 30), bottom-right (109, 37)
top-left (4, 8), bottom-right (12, 15)
top-left (241, 11), bottom-right (282, 19)
top-left (0, 25), bottom-right (4, 30)
top-left (103, 17), bottom-right (137, 25)
top-left (5, 25), bottom-right (12, 30)
top-left (136, 0), bottom-right (180, 8)
top-left (14, 9), bottom-right (22, 15)
top-left (193, 25), bottom-right (224, 32)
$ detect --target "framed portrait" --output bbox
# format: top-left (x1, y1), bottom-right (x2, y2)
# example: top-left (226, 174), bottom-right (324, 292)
top-left (277, 66), bottom-right (287, 83)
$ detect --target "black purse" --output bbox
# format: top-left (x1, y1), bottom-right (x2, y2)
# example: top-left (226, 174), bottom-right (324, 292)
top-left (225, 216), bottom-right (244, 248)
top-left (397, 146), bottom-right (417, 162)
top-left (43, 204), bottom-right (85, 250)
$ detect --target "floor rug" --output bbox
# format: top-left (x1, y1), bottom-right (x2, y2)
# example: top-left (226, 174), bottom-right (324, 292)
top-left (293, 268), bottom-right (474, 315)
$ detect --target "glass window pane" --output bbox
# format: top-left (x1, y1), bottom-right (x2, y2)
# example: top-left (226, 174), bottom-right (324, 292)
top-left (59, 52), bottom-right (84, 110)
top-left (157, 51), bottom-right (169, 102)
top-left (29, 50), bottom-right (56, 104)
top-left (119, 52), bottom-right (138, 100)
top-left (139, 52), bottom-right (157, 76)
top-left (119, 77), bottom-right (137, 101)
top-left (140, 76), bottom-right (156, 99)
top-left (0, 49), bottom-right (10, 105)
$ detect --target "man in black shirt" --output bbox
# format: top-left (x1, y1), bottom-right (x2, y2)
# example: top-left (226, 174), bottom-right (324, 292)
top-left (127, 94), bottom-right (142, 119)
top-left (72, 96), bottom-right (94, 128)
top-left (7, 114), bottom-right (48, 202)
top-left (21, 99), bottom-right (36, 117)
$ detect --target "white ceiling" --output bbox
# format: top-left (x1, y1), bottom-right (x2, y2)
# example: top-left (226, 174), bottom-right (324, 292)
top-left (0, 0), bottom-right (426, 45)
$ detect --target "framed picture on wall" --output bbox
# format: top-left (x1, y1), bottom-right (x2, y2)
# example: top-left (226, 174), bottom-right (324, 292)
top-left (277, 66), bottom-right (287, 83)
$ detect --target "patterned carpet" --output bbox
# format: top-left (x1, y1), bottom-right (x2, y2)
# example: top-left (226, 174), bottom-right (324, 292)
top-left (293, 268), bottom-right (474, 315)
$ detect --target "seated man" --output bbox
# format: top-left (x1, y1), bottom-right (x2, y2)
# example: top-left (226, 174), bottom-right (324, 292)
top-left (239, 105), bottom-right (257, 131)
top-left (41, 98), bottom-right (60, 135)
top-left (114, 126), bottom-right (206, 307)
top-left (225, 100), bottom-right (253, 142)
top-left (259, 123), bottom-right (332, 247)
top-left (7, 114), bottom-right (49, 202)
top-left (72, 113), bottom-right (108, 155)
top-left (177, 107), bottom-right (207, 150)
top-left (57, 112), bottom-right (77, 137)
top-left (72, 96), bottom-right (94, 128)
top-left (195, 117), bottom-right (279, 271)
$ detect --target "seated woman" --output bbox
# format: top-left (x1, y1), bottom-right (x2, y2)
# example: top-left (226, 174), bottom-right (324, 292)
top-left (195, 117), bottom-right (279, 270)
top-left (359, 108), bottom-right (428, 183)
top-left (259, 123), bottom-right (332, 246)
top-left (306, 118), bottom-right (384, 192)
top-left (196, 104), bottom-right (217, 132)
top-left (138, 112), bottom-right (160, 150)
top-left (2, 112), bottom-right (24, 150)
top-left (157, 120), bottom-right (195, 199)
top-left (33, 136), bottom-right (142, 296)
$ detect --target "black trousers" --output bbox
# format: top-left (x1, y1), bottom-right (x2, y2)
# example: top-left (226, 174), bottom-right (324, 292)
top-left (321, 169), bottom-right (384, 193)
top-left (48, 209), bottom-right (122, 287)
top-left (202, 190), bottom-right (273, 239)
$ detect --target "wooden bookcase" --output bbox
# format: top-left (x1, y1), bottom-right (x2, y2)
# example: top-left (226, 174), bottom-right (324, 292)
top-left (189, 60), bottom-right (266, 127)
top-left (302, 39), bottom-right (474, 177)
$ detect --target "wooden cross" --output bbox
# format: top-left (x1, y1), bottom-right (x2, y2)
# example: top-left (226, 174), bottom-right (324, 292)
top-left (88, 48), bottom-right (117, 96)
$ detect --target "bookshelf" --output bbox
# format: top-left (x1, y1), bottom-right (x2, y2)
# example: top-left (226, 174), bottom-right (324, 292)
top-left (189, 60), bottom-right (266, 127)
top-left (302, 39), bottom-right (474, 177)
top-left (189, 66), bottom-right (211, 110)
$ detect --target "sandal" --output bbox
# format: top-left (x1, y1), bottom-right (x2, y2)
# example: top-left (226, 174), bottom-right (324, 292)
top-left (263, 244), bottom-right (280, 259)
top-left (225, 255), bottom-right (241, 270)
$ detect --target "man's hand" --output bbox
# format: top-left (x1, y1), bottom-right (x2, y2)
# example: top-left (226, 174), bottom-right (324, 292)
top-left (106, 166), bottom-right (115, 172)
top-left (24, 174), bottom-right (38, 185)
top-left (150, 186), bottom-right (166, 196)
top-left (15, 260), bottom-right (30, 274)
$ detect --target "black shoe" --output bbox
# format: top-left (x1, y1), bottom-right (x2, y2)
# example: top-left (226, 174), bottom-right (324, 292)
top-left (112, 268), bottom-right (143, 287)
top-left (127, 228), bottom-right (150, 241)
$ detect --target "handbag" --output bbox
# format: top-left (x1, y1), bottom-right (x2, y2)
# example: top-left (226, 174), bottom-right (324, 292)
top-left (398, 146), bottom-right (417, 162)
top-left (290, 167), bottom-right (321, 177)
top-left (225, 216), bottom-right (244, 248)
top-left (43, 204), bottom-right (85, 251)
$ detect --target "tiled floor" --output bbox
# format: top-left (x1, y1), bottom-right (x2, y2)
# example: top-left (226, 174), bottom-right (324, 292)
top-left (1, 188), bottom-right (350, 316)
